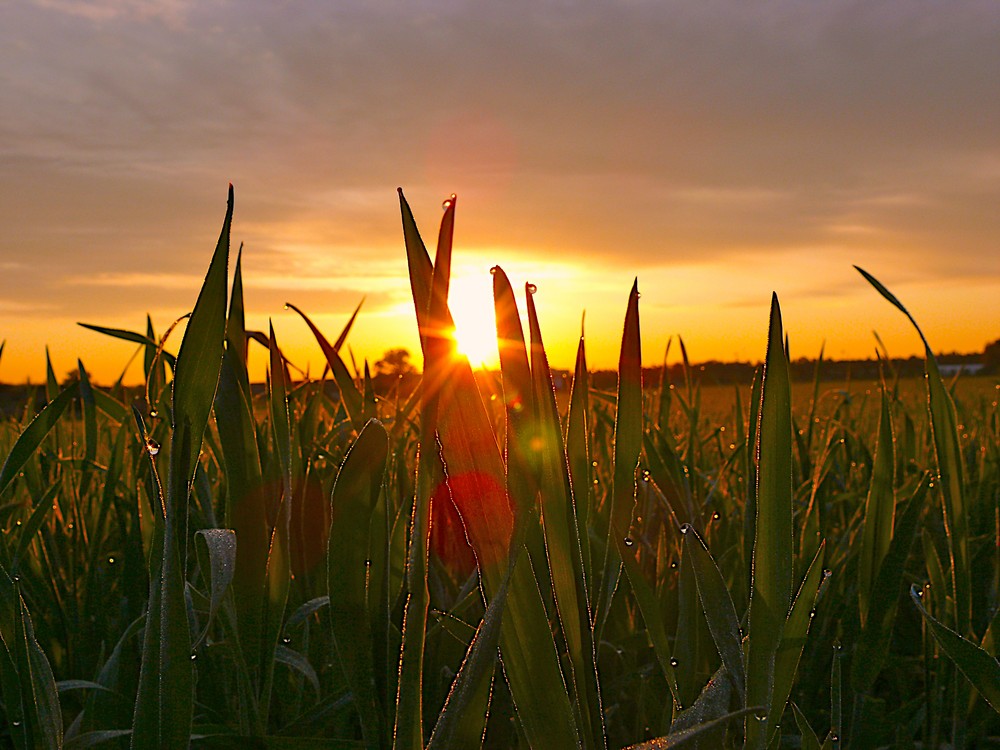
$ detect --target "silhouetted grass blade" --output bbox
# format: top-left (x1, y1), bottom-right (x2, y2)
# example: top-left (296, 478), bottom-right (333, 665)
top-left (856, 266), bottom-right (970, 631)
top-left (285, 303), bottom-right (364, 431)
top-left (328, 419), bottom-right (389, 749)
top-left (0, 382), bottom-right (79, 497)
top-left (853, 476), bottom-right (929, 693)
top-left (132, 184), bottom-right (232, 749)
top-left (0, 564), bottom-right (62, 749)
top-left (911, 585), bottom-right (1000, 712)
top-left (683, 524), bottom-right (746, 703)
top-left (597, 279), bottom-right (641, 635)
top-left (527, 287), bottom-right (604, 748)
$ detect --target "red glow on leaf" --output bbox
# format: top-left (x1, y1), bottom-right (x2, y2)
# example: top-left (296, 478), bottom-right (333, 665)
top-left (431, 470), bottom-right (513, 575)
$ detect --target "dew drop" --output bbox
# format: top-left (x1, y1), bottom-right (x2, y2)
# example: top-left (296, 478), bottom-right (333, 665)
top-left (12, 720), bottom-right (21, 727)
top-left (490, 265), bottom-right (499, 275)
top-left (108, 557), bottom-right (115, 564)
top-left (670, 561), bottom-right (677, 569)
top-left (15, 520), bottom-right (21, 527)
top-left (190, 653), bottom-right (197, 660)
top-left (526, 283), bottom-right (537, 294)
top-left (145, 437), bottom-right (160, 456)
top-left (282, 636), bottom-right (291, 644)
top-left (680, 524), bottom-right (690, 534)
top-left (712, 512), bottom-right (721, 520)
top-left (442, 199), bottom-right (452, 210)
top-left (149, 408), bottom-right (158, 418)
top-left (624, 537), bottom-right (634, 547)
top-left (283, 303), bottom-right (290, 310)
top-left (669, 657), bottom-right (679, 667)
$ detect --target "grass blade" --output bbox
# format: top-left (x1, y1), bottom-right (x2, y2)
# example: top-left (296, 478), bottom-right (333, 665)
top-left (852, 476), bottom-right (930, 693)
top-left (132, 184), bottom-right (232, 749)
top-left (0, 564), bottom-right (63, 749)
top-left (526, 286), bottom-right (604, 748)
top-left (597, 279), bottom-right (642, 635)
top-left (682, 524), bottom-right (745, 703)
top-left (910, 585), bottom-right (1000, 713)
top-left (856, 266), bottom-right (970, 631)
top-left (746, 293), bottom-right (793, 748)
top-left (0, 383), bottom-right (79, 497)
top-left (328, 419), bottom-right (389, 749)
top-left (284, 303), bottom-right (364, 431)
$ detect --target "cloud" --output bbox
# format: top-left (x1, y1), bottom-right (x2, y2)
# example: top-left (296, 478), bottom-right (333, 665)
top-left (0, 0), bottom-right (997, 376)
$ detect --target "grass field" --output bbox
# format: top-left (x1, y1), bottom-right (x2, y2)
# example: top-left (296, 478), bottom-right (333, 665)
top-left (1, 188), bottom-right (998, 749)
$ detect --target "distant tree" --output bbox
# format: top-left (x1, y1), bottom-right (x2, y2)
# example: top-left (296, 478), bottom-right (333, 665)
top-left (374, 348), bottom-right (416, 378)
top-left (983, 339), bottom-right (1000, 374)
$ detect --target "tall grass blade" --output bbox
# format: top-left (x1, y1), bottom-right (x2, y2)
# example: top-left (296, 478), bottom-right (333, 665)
top-left (132, 184), bottom-right (232, 749)
top-left (911, 585), bottom-right (1000, 713)
top-left (683, 524), bottom-right (745, 703)
top-left (769, 541), bottom-right (825, 746)
top-left (597, 279), bottom-right (642, 635)
top-left (285, 303), bottom-right (364, 431)
top-left (858, 376), bottom-right (896, 625)
top-left (566, 333), bottom-right (593, 591)
top-left (526, 287), bottom-right (604, 748)
top-left (491, 267), bottom-right (537, 527)
top-left (0, 382), bottom-right (79, 497)
top-left (427, 571), bottom-right (510, 749)
top-left (328, 419), bottom-right (389, 749)
top-left (853, 476), bottom-right (929, 693)
top-left (856, 266), bottom-right (969, 631)
top-left (193, 529), bottom-right (237, 645)
top-left (746, 293), bottom-right (793, 748)
top-left (0, 564), bottom-right (63, 749)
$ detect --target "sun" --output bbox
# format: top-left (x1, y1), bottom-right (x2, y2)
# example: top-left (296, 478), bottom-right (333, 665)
top-left (448, 276), bottom-right (499, 368)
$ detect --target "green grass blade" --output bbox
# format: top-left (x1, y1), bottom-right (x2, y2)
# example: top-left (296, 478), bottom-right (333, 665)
top-left (285, 303), bottom-right (364, 431)
top-left (328, 419), bottom-right (389, 749)
top-left (856, 266), bottom-right (969, 631)
top-left (566, 333), bottom-right (593, 593)
top-left (77, 323), bottom-right (178, 370)
top-left (427, 571), bottom-right (510, 749)
top-left (77, 360), bottom-right (98, 465)
top-left (0, 564), bottom-right (63, 749)
top-left (597, 279), bottom-right (642, 635)
top-left (858, 377), bottom-right (896, 626)
top-left (852, 476), bottom-right (930, 693)
top-left (398, 188), bottom-right (433, 336)
top-left (214, 250), bottom-right (268, 717)
top-left (526, 287), bottom-right (604, 748)
top-left (132, 184), bottom-right (232, 749)
top-left (682, 524), bottom-right (745, 703)
top-left (491, 266), bottom-right (537, 527)
top-left (911, 585), bottom-right (1000, 713)
top-left (747, 293), bottom-right (793, 748)
top-left (0, 382), bottom-right (79, 498)
top-left (769, 541), bottom-right (825, 746)
top-left (193, 529), bottom-right (237, 644)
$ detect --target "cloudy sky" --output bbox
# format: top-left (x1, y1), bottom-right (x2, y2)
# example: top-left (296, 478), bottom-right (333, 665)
top-left (2, 0), bottom-right (998, 383)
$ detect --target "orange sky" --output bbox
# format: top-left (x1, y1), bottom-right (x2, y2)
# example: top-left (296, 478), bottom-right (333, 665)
top-left (1, 1), bottom-right (998, 385)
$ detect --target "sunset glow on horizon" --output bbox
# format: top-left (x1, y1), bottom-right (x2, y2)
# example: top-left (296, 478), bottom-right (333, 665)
top-left (1, 1), bottom-right (998, 385)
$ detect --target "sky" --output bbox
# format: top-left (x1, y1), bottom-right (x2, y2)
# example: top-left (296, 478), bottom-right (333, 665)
top-left (1, 0), bottom-right (998, 384)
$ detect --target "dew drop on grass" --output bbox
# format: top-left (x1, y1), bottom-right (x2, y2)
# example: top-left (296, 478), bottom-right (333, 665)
top-left (680, 524), bottom-right (690, 534)
top-left (283, 636), bottom-right (291, 644)
top-left (669, 657), bottom-right (679, 667)
top-left (150, 408), bottom-right (158, 419)
top-left (190, 653), bottom-right (197, 660)
top-left (145, 438), bottom-right (160, 456)
top-left (108, 557), bottom-right (115, 564)
top-left (624, 537), bottom-right (634, 547)
top-left (12, 721), bottom-right (20, 727)
top-left (526, 283), bottom-right (537, 295)
top-left (283, 303), bottom-right (290, 310)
